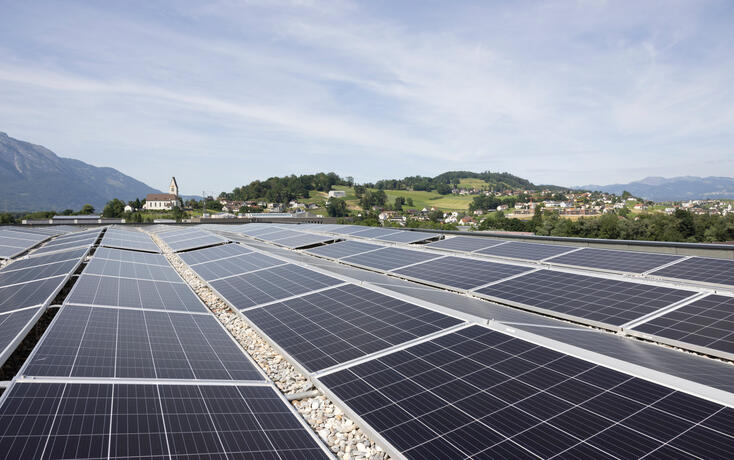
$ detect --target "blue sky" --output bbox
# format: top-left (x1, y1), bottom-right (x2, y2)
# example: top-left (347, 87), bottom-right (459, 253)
top-left (1, 0), bottom-right (733, 194)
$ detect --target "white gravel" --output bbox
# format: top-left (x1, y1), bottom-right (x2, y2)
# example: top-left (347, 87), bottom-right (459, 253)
top-left (148, 231), bottom-right (390, 460)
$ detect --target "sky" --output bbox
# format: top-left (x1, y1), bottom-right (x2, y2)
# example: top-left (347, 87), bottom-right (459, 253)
top-left (1, 0), bottom-right (733, 194)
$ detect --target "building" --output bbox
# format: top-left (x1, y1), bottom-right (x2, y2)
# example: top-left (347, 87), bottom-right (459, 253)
top-left (328, 190), bottom-right (347, 198)
top-left (143, 177), bottom-right (182, 211)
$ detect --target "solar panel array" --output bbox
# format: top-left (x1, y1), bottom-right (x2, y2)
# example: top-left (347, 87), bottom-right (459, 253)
top-left (100, 227), bottom-right (160, 253)
top-left (30, 228), bottom-right (102, 255)
top-left (475, 270), bottom-right (697, 329)
top-left (426, 235), bottom-right (508, 252)
top-left (0, 228), bottom-right (52, 259)
top-left (341, 247), bottom-right (443, 271)
top-left (649, 256), bottom-right (734, 287)
top-left (305, 240), bottom-right (382, 259)
top-left (545, 247), bottom-right (683, 274)
top-left (156, 227), bottom-right (229, 252)
top-left (475, 241), bottom-right (579, 261)
top-left (243, 284), bottom-right (463, 372)
top-left (630, 294), bottom-right (734, 360)
top-left (319, 325), bottom-right (734, 459)
top-left (0, 382), bottom-right (330, 459)
top-left (0, 228), bottom-right (331, 459)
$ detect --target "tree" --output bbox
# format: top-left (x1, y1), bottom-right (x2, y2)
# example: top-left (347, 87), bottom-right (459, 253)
top-left (79, 204), bottom-right (95, 215)
top-left (102, 199), bottom-right (126, 218)
top-left (0, 213), bottom-right (15, 224)
top-left (326, 198), bottom-right (349, 217)
top-left (394, 196), bottom-right (406, 211)
top-left (406, 197), bottom-right (414, 207)
top-left (61, 209), bottom-right (74, 215)
top-left (436, 183), bottom-right (452, 195)
top-left (354, 185), bottom-right (366, 199)
top-left (171, 206), bottom-right (185, 222)
top-left (428, 209), bottom-right (443, 223)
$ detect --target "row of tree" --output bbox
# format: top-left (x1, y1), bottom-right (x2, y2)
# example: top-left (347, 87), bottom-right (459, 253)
top-left (220, 173), bottom-right (351, 204)
top-left (479, 209), bottom-right (734, 243)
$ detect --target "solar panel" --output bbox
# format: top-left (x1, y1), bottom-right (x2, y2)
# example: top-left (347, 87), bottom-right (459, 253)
top-left (273, 233), bottom-right (336, 249)
top-left (374, 231), bottom-right (438, 244)
top-left (24, 305), bottom-right (263, 380)
top-left (66, 273), bottom-right (207, 313)
top-left (243, 284), bottom-right (463, 372)
top-left (93, 246), bottom-right (169, 266)
top-left (0, 259), bottom-right (80, 287)
top-left (426, 236), bottom-right (508, 253)
top-left (350, 227), bottom-right (402, 239)
top-left (84, 258), bottom-right (183, 282)
top-left (341, 247), bottom-right (443, 271)
top-left (0, 307), bottom-right (42, 365)
top-left (393, 256), bottom-right (534, 291)
top-left (0, 275), bottom-right (67, 314)
top-left (320, 325), bottom-right (734, 459)
top-left (476, 241), bottom-right (579, 261)
top-left (167, 234), bottom-right (228, 252)
top-left (32, 238), bottom-right (96, 255)
top-left (475, 270), bottom-right (697, 329)
top-left (0, 247), bottom-right (88, 271)
top-left (304, 240), bottom-right (382, 259)
top-left (649, 257), bottom-right (734, 287)
top-left (188, 252), bottom-right (286, 281)
top-left (210, 264), bottom-right (343, 310)
top-left (545, 248), bottom-right (683, 274)
top-left (0, 382), bottom-right (330, 459)
top-left (100, 231), bottom-right (160, 253)
top-left (630, 294), bottom-right (734, 360)
top-left (177, 243), bottom-right (252, 265)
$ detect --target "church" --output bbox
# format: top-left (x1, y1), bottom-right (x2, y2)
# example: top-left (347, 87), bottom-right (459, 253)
top-left (143, 177), bottom-right (183, 210)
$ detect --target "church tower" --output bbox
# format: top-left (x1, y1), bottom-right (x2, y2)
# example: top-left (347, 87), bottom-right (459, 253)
top-left (169, 177), bottom-right (179, 197)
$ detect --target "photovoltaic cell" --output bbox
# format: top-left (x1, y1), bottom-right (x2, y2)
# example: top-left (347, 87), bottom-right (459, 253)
top-left (0, 382), bottom-right (329, 459)
top-left (475, 270), bottom-right (697, 328)
top-left (188, 252), bottom-right (286, 281)
top-left (0, 275), bottom-right (67, 314)
top-left (84, 258), bottom-right (182, 282)
top-left (426, 236), bottom-right (507, 253)
top-left (167, 234), bottom-right (228, 252)
top-left (342, 247), bottom-right (443, 271)
top-left (374, 231), bottom-right (438, 244)
top-left (476, 241), bottom-right (579, 261)
top-left (101, 232), bottom-right (160, 253)
top-left (350, 227), bottom-right (402, 239)
top-left (66, 273), bottom-right (207, 313)
top-left (273, 233), bottom-right (336, 249)
top-left (545, 248), bottom-right (683, 274)
top-left (31, 237), bottom-right (96, 255)
top-left (211, 264), bottom-right (343, 310)
top-left (327, 225), bottom-right (372, 235)
top-left (1, 247), bottom-right (87, 271)
top-left (305, 240), bottom-right (382, 259)
top-left (93, 246), bottom-right (169, 266)
top-left (649, 257), bottom-right (734, 287)
top-left (631, 294), bottom-right (734, 359)
top-left (24, 305), bottom-right (263, 380)
top-left (394, 256), bottom-right (534, 290)
top-left (243, 284), bottom-right (463, 372)
top-left (177, 243), bottom-right (252, 265)
top-left (320, 325), bottom-right (734, 459)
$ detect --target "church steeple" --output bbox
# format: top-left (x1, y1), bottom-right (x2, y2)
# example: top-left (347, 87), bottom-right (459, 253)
top-left (169, 177), bottom-right (179, 197)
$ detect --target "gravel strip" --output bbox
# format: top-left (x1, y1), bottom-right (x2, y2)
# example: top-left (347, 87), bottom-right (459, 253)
top-left (147, 231), bottom-right (389, 460)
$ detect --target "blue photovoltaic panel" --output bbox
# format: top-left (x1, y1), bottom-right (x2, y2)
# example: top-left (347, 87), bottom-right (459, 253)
top-left (305, 240), bottom-right (382, 259)
top-left (256, 229), bottom-right (303, 241)
top-left (0, 276), bottom-right (67, 314)
top-left (393, 256), bottom-right (534, 290)
top-left (426, 236), bottom-right (511, 252)
top-left (243, 284), bottom-right (463, 372)
top-left (100, 231), bottom-right (160, 253)
top-left (273, 233), bottom-right (336, 249)
top-left (0, 247), bottom-right (87, 271)
top-left (320, 325), bottom-right (734, 459)
top-left (476, 241), bottom-right (579, 261)
top-left (0, 382), bottom-right (330, 459)
top-left (329, 225), bottom-right (376, 235)
top-left (374, 231), bottom-right (438, 244)
top-left (66, 273), bottom-right (207, 313)
top-left (93, 246), bottom-right (169, 266)
top-left (31, 238), bottom-right (96, 255)
top-left (188, 252), bottom-right (285, 281)
top-left (24, 305), bottom-right (263, 380)
top-left (177, 243), bottom-right (252, 265)
top-left (0, 307), bottom-right (41, 364)
top-left (0, 259), bottom-right (80, 287)
top-left (631, 294), bottom-right (734, 359)
top-left (350, 227), bottom-right (402, 239)
top-left (545, 248), bottom-right (683, 274)
top-left (167, 234), bottom-right (228, 252)
top-left (649, 257), bottom-right (734, 287)
top-left (211, 264), bottom-right (343, 310)
top-left (475, 270), bottom-right (697, 328)
top-left (84, 258), bottom-right (182, 282)
top-left (341, 247), bottom-right (443, 271)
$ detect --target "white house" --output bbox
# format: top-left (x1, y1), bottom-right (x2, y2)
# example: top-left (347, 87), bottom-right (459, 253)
top-left (124, 205), bottom-right (133, 213)
top-left (328, 190), bottom-right (347, 198)
top-left (143, 177), bottom-right (182, 211)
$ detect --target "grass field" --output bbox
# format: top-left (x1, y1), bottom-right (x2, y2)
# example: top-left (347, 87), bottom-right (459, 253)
top-left (458, 178), bottom-right (489, 189)
top-left (321, 186), bottom-right (474, 211)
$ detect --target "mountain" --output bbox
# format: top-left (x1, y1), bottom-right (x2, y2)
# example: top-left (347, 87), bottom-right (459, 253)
top-left (0, 132), bottom-right (160, 212)
top-left (579, 176), bottom-right (734, 201)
